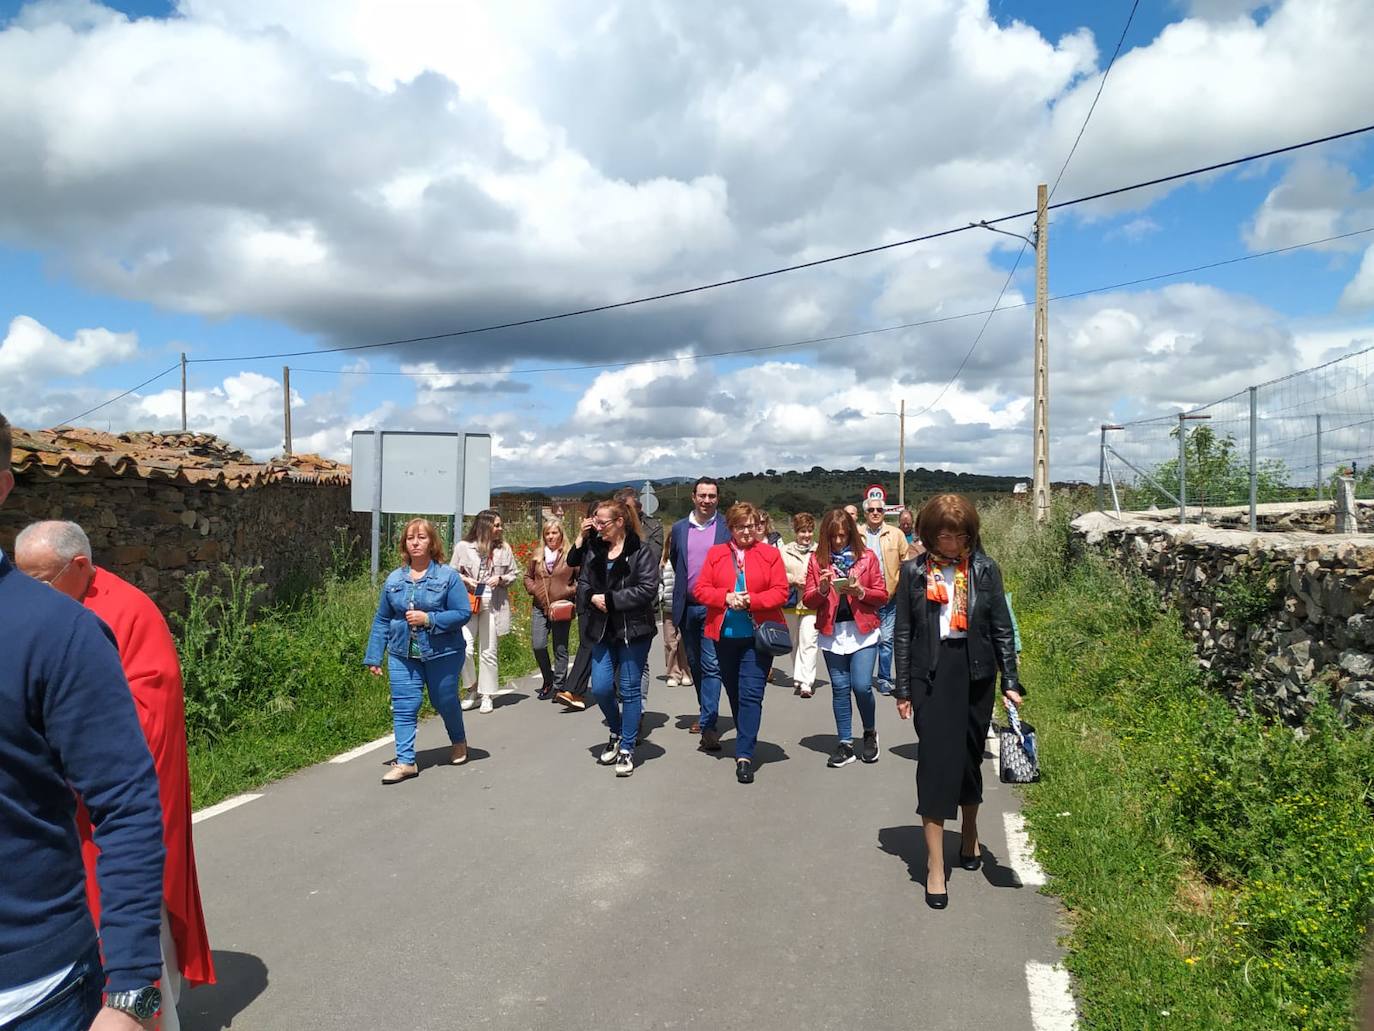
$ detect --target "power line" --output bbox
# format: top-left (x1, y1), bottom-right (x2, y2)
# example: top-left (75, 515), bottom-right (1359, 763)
top-left (1048, 0), bottom-right (1140, 201)
top-left (188, 121), bottom-right (1374, 365)
top-left (286, 225), bottom-right (1374, 382)
top-left (52, 361), bottom-right (181, 429)
top-left (923, 0), bottom-right (1140, 423)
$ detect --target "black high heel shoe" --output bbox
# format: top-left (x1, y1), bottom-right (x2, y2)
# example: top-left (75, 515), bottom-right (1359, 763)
top-left (958, 847), bottom-right (982, 871)
top-left (924, 886), bottom-right (948, 910)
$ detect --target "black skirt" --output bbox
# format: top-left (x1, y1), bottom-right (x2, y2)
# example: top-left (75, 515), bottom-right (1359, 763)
top-left (914, 637), bottom-right (996, 821)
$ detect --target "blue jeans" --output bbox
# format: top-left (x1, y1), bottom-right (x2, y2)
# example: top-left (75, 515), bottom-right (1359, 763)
top-left (876, 598), bottom-right (897, 691)
top-left (389, 651), bottom-right (466, 766)
top-left (822, 644), bottom-right (878, 743)
top-left (591, 636), bottom-right (653, 753)
top-left (680, 603), bottom-right (721, 721)
top-left (9, 943), bottom-right (103, 1030)
top-left (715, 637), bottom-right (770, 761)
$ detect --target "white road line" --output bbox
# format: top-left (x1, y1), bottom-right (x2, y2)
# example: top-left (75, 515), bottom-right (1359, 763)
top-left (1004, 811), bottom-right (1047, 887)
top-left (192, 793), bottom-right (263, 824)
top-left (1026, 961), bottom-right (1078, 1030)
top-left (328, 734), bottom-right (394, 764)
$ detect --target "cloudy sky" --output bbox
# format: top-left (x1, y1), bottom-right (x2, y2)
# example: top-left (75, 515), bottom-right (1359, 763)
top-left (2, 0), bottom-right (1373, 487)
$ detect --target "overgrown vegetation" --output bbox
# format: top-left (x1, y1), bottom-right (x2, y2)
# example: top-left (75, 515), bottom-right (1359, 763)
top-left (980, 501), bottom-right (1374, 1030)
top-left (178, 523), bottom-right (543, 808)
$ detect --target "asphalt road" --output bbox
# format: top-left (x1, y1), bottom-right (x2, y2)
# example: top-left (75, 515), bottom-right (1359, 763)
top-left (183, 642), bottom-right (1068, 1031)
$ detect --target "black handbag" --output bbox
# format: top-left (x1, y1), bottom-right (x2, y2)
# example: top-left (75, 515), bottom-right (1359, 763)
top-left (998, 700), bottom-right (1040, 784)
top-left (752, 617), bottom-right (792, 657)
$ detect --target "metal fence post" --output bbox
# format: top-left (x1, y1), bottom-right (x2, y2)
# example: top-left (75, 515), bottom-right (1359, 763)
top-left (1248, 386), bottom-right (1257, 531)
top-left (1098, 424), bottom-right (1107, 512)
top-left (1178, 413), bottom-right (1187, 524)
top-left (1316, 413), bottom-right (1324, 501)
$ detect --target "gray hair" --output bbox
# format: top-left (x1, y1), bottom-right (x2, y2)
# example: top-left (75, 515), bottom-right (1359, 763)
top-left (0, 410), bottom-right (10, 473)
top-left (15, 520), bottom-right (92, 562)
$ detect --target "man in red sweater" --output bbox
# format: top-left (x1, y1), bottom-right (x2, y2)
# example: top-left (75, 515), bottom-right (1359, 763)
top-left (16, 520), bottom-right (215, 1030)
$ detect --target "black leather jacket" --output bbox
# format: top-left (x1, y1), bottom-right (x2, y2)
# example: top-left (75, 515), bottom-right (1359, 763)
top-left (892, 550), bottom-right (1021, 701)
top-left (576, 531), bottom-right (661, 645)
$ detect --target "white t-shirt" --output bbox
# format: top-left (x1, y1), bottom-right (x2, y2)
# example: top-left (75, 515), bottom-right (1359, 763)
top-left (0, 964), bottom-right (76, 1024)
top-left (819, 620), bottom-right (881, 655)
top-left (937, 562), bottom-right (968, 640)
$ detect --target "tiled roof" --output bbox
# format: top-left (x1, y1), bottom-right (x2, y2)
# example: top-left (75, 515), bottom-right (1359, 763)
top-left (12, 427), bottom-right (351, 489)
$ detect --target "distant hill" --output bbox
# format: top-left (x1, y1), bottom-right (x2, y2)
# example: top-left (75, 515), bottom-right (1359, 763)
top-left (499, 465), bottom-right (1085, 522)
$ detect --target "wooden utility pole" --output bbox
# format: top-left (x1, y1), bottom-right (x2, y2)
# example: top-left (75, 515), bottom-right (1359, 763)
top-left (282, 366), bottom-right (293, 457)
top-left (179, 352), bottom-right (188, 432)
top-left (1032, 183), bottom-right (1050, 524)
top-left (897, 399), bottom-right (906, 509)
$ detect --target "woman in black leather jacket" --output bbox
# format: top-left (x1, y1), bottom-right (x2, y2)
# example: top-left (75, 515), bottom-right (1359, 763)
top-left (577, 499), bottom-right (660, 777)
top-left (893, 494), bottom-right (1023, 910)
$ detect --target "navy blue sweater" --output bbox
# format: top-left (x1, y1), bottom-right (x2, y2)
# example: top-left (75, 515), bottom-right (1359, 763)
top-left (0, 551), bottom-right (164, 993)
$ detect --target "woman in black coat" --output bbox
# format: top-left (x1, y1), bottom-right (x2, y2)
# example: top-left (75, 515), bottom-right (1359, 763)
top-left (578, 499), bottom-right (660, 777)
top-left (893, 493), bottom-right (1023, 910)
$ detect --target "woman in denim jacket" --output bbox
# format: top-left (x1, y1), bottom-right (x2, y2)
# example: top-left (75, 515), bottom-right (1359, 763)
top-left (365, 518), bottom-right (473, 785)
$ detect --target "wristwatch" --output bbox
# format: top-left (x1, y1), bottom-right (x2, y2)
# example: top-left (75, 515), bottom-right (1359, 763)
top-left (105, 985), bottom-right (163, 1020)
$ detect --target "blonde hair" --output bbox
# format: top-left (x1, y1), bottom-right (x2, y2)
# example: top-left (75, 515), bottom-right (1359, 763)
top-left (541, 518), bottom-right (566, 548)
top-left (398, 518), bottom-right (446, 566)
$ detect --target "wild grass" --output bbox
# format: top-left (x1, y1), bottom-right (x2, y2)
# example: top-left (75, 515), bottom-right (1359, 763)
top-left (980, 500), bottom-right (1374, 1030)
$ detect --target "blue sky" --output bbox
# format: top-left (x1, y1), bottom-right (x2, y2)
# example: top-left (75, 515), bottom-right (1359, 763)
top-left (2, 0), bottom-right (1373, 485)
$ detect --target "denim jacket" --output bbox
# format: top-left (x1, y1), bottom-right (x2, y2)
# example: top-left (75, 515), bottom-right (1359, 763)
top-left (363, 562), bottom-right (472, 665)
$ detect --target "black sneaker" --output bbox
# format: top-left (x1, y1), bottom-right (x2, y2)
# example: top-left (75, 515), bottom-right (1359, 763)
top-left (615, 751), bottom-right (635, 777)
top-left (598, 734), bottom-right (619, 765)
top-left (827, 742), bottom-right (857, 768)
top-left (861, 729), bottom-right (880, 764)
top-left (736, 759), bottom-right (754, 784)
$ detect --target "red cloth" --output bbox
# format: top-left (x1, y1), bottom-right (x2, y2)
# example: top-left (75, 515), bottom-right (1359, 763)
top-left (76, 568), bottom-right (215, 987)
top-left (692, 541), bottom-right (790, 640)
top-left (802, 549), bottom-right (888, 636)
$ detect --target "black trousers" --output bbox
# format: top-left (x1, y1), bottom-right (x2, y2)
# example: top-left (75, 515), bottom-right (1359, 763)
top-left (914, 638), bottom-right (996, 821)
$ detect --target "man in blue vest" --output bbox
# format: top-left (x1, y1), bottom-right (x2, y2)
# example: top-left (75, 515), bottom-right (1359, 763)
top-left (0, 410), bottom-right (166, 1031)
top-left (667, 477), bottom-right (731, 749)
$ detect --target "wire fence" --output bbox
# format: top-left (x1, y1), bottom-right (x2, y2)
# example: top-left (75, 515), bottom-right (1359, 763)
top-left (1098, 344), bottom-right (1374, 522)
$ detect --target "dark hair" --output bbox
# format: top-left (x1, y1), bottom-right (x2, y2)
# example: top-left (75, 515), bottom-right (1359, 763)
top-left (397, 517), bottom-right (447, 566)
top-left (464, 509), bottom-right (502, 556)
top-left (916, 494), bottom-right (982, 555)
top-left (815, 508), bottom-right (866, 569)
top-left (0, 411), bottom-right (10, 474)
top-left (692, 477), bottom-right (720, 494)
top-left (612, 485), bottom-right (643, 512)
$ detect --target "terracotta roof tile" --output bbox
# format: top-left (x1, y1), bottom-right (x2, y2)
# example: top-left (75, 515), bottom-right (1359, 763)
top-left (11, 427), bottom-right (351, 489)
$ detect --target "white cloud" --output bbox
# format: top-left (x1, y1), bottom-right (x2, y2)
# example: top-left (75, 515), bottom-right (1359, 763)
top-left (0, 314), bottom-right (138, 392)
top-left (1340, 245), bottom-right (1374, 311)
top-left (1245, 157), bottom-right (1374, 253)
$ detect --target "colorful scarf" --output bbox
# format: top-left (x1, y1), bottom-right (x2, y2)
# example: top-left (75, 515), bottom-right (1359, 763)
top-left (830, 546), bottom-right (856, 577)
top-left (926, 552), bottom-right (970, 632)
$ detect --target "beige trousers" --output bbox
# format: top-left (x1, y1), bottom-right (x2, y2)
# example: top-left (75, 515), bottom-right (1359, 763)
top-left (785, 611), bottom-right (819, 690)
top-left (460, 606), bottom-right (501, 696)
top-left (662, 615), bottom-right (692, 681)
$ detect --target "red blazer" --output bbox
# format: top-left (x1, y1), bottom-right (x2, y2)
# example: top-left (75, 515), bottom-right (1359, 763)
top-left (692, 541), bottom-right (790, 641)
top-left (803, 548), bottom-right (888, 637)
top-left (77, 568), bottom-right (215, 987)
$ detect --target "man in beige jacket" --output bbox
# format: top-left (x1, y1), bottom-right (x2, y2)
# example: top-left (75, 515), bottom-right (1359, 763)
top-left (860, 495), bottom-right (908, 695)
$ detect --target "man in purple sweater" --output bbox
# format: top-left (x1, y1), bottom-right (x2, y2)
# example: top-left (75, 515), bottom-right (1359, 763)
top-left (0, 411), bottom-right (166, 1030)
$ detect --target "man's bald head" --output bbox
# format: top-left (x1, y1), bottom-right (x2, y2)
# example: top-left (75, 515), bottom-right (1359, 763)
top-left (0, 410), bottom-right (12, 507)
top-left (15, 520), bottom-right (95, 601)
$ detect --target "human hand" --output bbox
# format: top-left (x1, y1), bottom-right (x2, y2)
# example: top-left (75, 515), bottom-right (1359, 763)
top-left (592, 593), bottom-right (608, 612)
top-left (817, 568), bottom-right (833, 594)
top-left (404, 609), bottom-right (428, 627)
top-left (896, 699), bottom-right (913, 720)
top-left (485, 575), bottom-right (501, 589)
top-left (581, 518), bottom-right (596, 536)
top-left (1003, 690), bottom-right (1023, 708)
top-left (90, 1008), bottom-right (150, 1031)
top-left (367, 665), bottom-right (383, 677)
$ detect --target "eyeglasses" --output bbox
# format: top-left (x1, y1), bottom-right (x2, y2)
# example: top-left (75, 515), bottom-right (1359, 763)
top-left (935, 532), bottom-right (971, 544)
top-left (31, 557), bottom-right (74, 586)
top-left (864, 507), bottom-right (884, 514)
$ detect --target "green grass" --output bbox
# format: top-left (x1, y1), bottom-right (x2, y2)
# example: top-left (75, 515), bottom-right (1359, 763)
top-left (979, 501), bottom-right (1374, 1030)
top-left (181, 524), bottom-right (545, 809)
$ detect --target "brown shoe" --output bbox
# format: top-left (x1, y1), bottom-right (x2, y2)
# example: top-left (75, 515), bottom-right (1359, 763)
top-left (450, 743), bottom-right (468, 766)
top-left (700, 728), bottom-right (722, 752)
top-left (382, 763), bottom-right (419, 784)
top-left (555, 691), bottom-right (587, 711)
top-left (689, 721), bottom-right (701, 734)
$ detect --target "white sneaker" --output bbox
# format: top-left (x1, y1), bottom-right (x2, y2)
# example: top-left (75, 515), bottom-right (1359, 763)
top-left (615, 751), bottom-right (635, 777)
top-left (479, 695), bottom-right (494, 714)
top-left (598, 734), bottom-right (620, 765)
top-left (460, 696), bottom-right (478, 711)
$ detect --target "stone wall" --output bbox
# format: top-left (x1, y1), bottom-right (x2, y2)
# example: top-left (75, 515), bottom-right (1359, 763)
top-left (1072, 511), bottom-right (1374, 725)
top-left (1116, 498), bottom-right (1374, 535)
top-left (0, 471), bottom-right (371, 614)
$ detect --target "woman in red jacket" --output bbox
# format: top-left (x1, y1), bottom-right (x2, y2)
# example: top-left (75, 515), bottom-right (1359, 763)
top-left (692, 501), bottom-right (790, 783)
top-left (803, 508), bottom-right (889, 768)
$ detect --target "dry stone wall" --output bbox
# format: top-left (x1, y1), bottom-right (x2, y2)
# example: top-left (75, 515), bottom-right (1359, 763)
top-left (1072, 510), bottom-right (1374, 725)
top-left (0, 471), bottom-right (370, 614)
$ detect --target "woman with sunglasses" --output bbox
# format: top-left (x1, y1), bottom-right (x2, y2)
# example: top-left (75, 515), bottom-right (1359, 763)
top-left (578, 499), bottom-right (659, 777)
top-left (803, 508), bottom-right (888, 768)
top-left (893, 494), bottom-right (1022, 910)
top-left (692, 501), bottom-right (790, 783)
